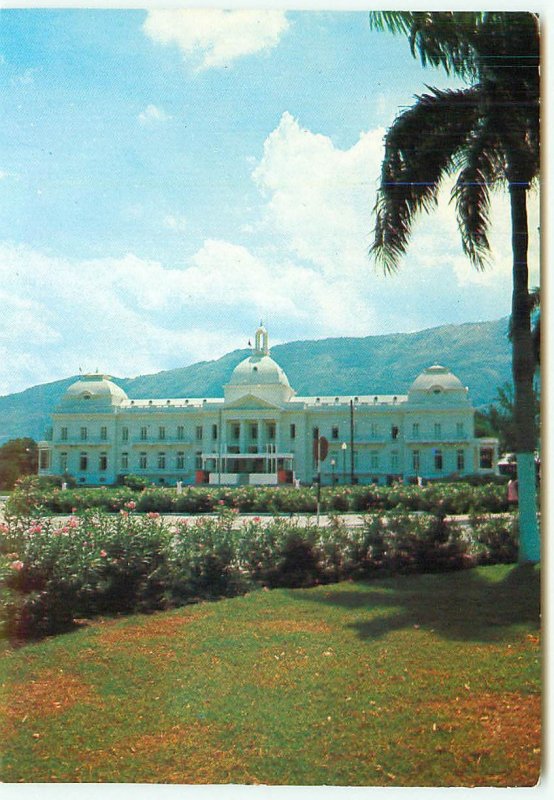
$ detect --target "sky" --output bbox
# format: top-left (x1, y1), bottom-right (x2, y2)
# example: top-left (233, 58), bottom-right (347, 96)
top-left (0, 7), bottom-right (541, 396)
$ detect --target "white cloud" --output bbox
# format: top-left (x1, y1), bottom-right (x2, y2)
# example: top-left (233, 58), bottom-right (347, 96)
top-left (253, 112), bottom-right (384, 279)
top-left (163, 214), bottom-right (188, 233)
top-left (138, 104), bottom-right (170, 125)
top-left (13, 67), bottom-right (39, 86)
top-left (252, 112), bottom-right (540, 329)
top-left (0, 239), bottom-right (377, 394)
top-left (0, 115), bottom-right (540, 396)
top-left (143, 9), bottom-right (289, 70)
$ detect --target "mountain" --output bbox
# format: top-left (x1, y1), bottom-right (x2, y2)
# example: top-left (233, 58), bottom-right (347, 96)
top-left (0, 318), bottom-right (511, 444)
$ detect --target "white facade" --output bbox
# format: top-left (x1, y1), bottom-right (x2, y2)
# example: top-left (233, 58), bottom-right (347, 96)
top-left (38, 326), bottom-right (499, 486)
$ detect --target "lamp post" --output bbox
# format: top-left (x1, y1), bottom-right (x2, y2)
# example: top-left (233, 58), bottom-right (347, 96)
top-left (331, 457), bottom-right (336, 485)
top-left (341, 442), bottom-right (347, 484)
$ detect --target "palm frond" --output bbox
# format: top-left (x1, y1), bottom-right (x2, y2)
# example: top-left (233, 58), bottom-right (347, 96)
top-left (370, 11), bottom-right (483, 79)
top-left (451, 118), bottom-right (504, 268)
top-left (371, 86), bottom-right (479, 272)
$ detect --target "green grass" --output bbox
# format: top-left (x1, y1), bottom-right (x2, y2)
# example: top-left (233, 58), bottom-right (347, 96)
top-left (1, 564), bottom-right (541, 786)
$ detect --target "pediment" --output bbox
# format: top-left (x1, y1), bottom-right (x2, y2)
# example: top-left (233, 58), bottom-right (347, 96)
top-left (224, 393), bottom-right (282, 410)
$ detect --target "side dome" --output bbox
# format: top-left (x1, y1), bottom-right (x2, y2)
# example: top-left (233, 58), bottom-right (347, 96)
top-left (58, 374), bottom-right (128, 409)
top-left (408, 365), bottom-right (469, 404)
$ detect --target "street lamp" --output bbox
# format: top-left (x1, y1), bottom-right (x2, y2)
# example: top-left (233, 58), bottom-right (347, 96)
top-left (331, 457), bottom-right (336, 485)
top-left (341, 442), bottom-right (347, 484)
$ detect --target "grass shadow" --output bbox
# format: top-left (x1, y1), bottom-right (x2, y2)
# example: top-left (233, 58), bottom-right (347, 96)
top-left (289, 564), bottom-right (540, 643)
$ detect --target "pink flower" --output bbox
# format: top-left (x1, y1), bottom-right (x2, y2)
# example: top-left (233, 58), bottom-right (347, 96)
top-left (120, 510), bottom-right (129, 518)
top-left (253, 516), bottom-right (261, 523)
top-left (71, 507), bottom-right (77, 513)
top-left (68, 517), bottom-right (79, 528)
top-left (0, 523), bottom-right (9, 534)
top-left (218, 499), bottom-right (225, 505)
top-left (100, 550), bottom-right (107, 558)
top-left (147, 511), bottom-right (160, 519)
top-left (125, 501), bottom-right (137, 510)
top-left (29, 524), bottom-right (42, 535)
top-left (10, 560), bottom-right (24, 571)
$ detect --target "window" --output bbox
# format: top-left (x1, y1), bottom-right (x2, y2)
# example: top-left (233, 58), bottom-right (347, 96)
top-left (391, 451), bottom-right (399, 471)
top-left (370, 451), bottom-right (379, 469)
top-left (212, 424), bottom-right (218, 440)
top-left (332, 425), bottom-right (339, 440)
top-left (196, 426), bottom-right (203, 440)
top-left (177, 425), bottom-right (184, 440)
top-left (268, 423), bottom-right (276, 440)
top-left (232, 424), bottom-right (240, 440)
top-left (122, 426), bottom-right (129, 442)
top-left (39, 450), bottom-right (50, 470)
top-left (391, 425), bottom-right (399, 440)
top-left (100, 426), bottom-right (107, 441)
top-left (480, 448), bottom-right (494, 469)
top-left (60, 427), bottom-right (68, 441)
top-left (158, 452), bottom-right (166, 470)
top-left (121, 452), bottom-right (129, 470)
top-left (290, 423), bottom-right (296, 439)
top-left (457, 449), bottom-right (465, 471)
top-left (434, 422), bottom-right (442, 438)
top-left (176, 452), bottom-right (185, 470)
top-left (60, 452), bottom-right (68, 472)
top-left (195, 451), bottom-right (202, 469)
top-left (99, 453), bottom-right (108, 471)
top-left (370, 422), bottom-right (378, 439)
top-left (412, 450), bottom-right (420, 472)
top-left (139, 452), bottom-right (147, 470)
top-left (412, 422), bottom-right (419, 439)
top-left (159, 426), bottom-right (166, 440)
top-left (79, 452), bottom-right (88, 471)
top-left (80, 426), bottom-right (88, 441)
top-left (140, 426), bottom-right (148, 441)
top-left (434, 449), bottom-right (443, 471)
top-left (456, 422), bottom-right (465, 438)
top-left (250, 423), bottom-right (258, 440)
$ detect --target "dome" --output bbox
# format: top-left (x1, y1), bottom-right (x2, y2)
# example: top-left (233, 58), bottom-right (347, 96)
top-left (229, 354), bottom-right (292, 389)
top-left (224, 326), bottom-right (294, 405)
top-left (59, 374), bottom-right (128, 408)
top-left (408, 365), bottom-right (469, 404)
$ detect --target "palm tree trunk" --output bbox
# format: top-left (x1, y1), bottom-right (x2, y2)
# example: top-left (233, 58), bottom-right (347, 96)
top-left (510, 181), bottom-right (540, 562)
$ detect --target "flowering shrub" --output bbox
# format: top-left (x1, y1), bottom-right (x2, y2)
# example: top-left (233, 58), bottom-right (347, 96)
top-left (470, 513), bottom-right (519, 564)
top-left (0, 502), bottom-right (519, 641)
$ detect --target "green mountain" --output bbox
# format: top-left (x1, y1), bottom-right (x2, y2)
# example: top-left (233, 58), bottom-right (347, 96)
top-left (0, 318), bottom-right (511, 444)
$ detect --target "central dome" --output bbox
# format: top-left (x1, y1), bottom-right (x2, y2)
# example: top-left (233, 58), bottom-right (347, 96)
top-left (229, 353), bottom-right (292, 388)
top-left (224, 326), bottom-right (294, 405)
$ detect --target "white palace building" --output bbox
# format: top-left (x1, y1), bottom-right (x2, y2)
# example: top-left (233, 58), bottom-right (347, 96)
top-left (38, 326), bottom-right (499, 487)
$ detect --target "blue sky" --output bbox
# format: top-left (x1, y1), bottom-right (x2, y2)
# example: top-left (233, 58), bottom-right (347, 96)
top-left (0, 8), bottom-right (540, 395)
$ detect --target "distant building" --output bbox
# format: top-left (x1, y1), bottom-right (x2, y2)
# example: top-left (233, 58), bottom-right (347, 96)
top-left (38, 325), bottom-right (499, 486)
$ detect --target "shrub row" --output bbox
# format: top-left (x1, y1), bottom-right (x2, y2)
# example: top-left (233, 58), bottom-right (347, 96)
top-left (1, 508), bottom-right (518, 640)
top-left (8, 477), bottom-right (510, 518)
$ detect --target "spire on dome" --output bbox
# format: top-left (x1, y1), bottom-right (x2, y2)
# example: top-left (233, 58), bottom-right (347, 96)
top-left (254, 323), bottom-right (269, 356)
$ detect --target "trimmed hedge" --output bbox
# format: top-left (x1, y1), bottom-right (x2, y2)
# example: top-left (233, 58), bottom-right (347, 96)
top-left (7, 478), bottom-right (510, 518)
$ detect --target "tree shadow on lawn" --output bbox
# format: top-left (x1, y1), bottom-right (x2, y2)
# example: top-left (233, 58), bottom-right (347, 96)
top-left (288, 565), bottom-right (540, 644)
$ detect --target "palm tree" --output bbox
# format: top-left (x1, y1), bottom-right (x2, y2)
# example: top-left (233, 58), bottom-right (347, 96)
top-left (369, 12), bottom-right (540, 562)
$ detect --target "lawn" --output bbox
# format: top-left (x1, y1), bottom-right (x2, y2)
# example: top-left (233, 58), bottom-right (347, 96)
top-left (0, 564), bottom-right (541, 786)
